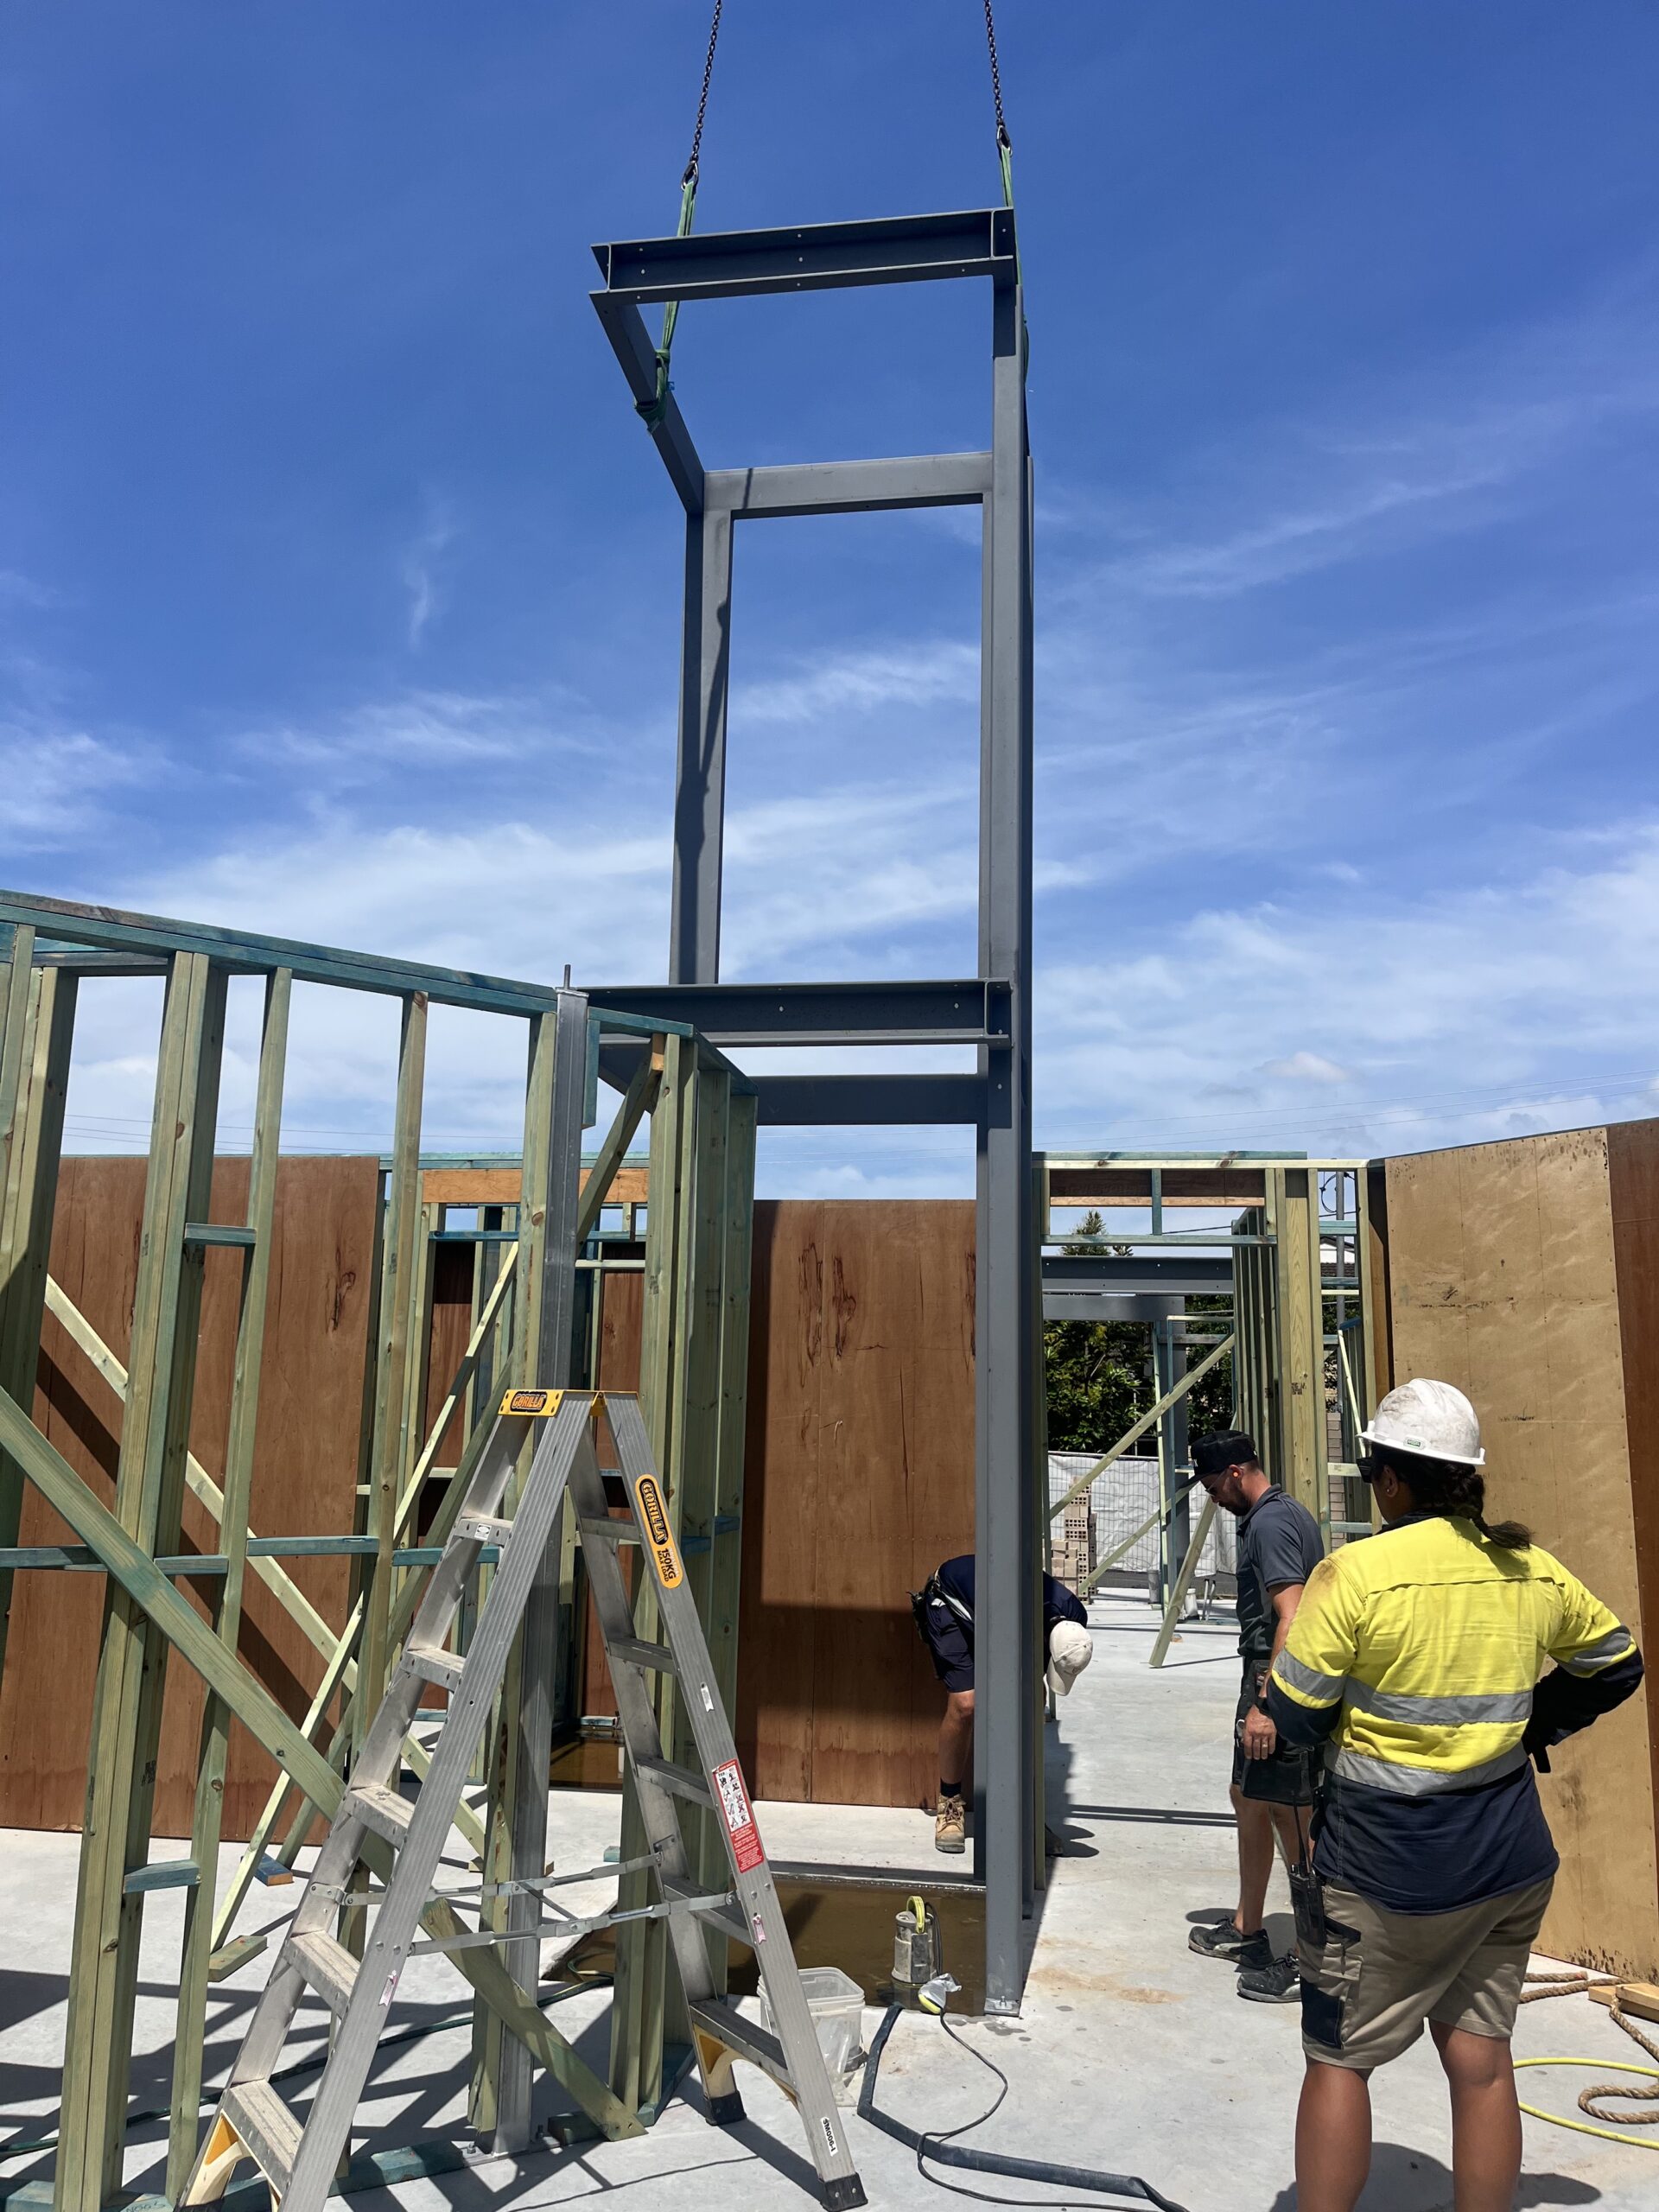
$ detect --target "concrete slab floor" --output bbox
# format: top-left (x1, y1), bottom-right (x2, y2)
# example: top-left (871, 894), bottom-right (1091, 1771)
top-left (2, 1593), bottom-right (1654, 2209)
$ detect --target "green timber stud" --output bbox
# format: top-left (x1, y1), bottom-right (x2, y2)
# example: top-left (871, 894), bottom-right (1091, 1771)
top-left (609, 1027), bottom-right (693, 2116)
top-left (668, 1050), bottom-right (732, 1980)
top-left (0, 1386), bottom-right (641, 2149)
top-left (358, 993), bottom-right (429, 1732)
top-left (1270, 1167), bottom-right (1325, 1534)
top-left (0, 951), bottom-right (75, 1692)
top-left (166, 969), bottom-right (290, 2200)
top-left (55, 951), bottom-right (226, 2212)
top-left (486, 989), bottom-right (589, 2158)
top-left (468, 1006), bottom-right (558, 2139)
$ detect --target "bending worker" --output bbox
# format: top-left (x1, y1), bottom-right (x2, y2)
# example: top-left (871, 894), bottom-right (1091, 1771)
top-left (1268, 1378), bottom-right (1644, 2212)
top-left (1188, 1430), bottom-right (1324, 2001)
top-left (913, 1553), bottom-right (1094, 1854)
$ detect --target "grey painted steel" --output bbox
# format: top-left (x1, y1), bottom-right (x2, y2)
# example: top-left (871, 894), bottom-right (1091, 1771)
top-left (493, 988), bottom-right (588, 2154)
top-left (671, 508), bottom-right (733, 984)
top-left (704, 454), bottom-right (992, 518)
top-left (595, 1396), bottom-right (865, 2206)
top-left (1153, 1313), bottom-right (1192, 1603)
top-left (590, 205), bottom-right (1036, 2018)
top-left (592, 208), bottom-right (1017, 303)
top-left (1042, 1255), bottom-right (1234, 1299)
top-left (181, 1398), bottom-right (591, 2209)
top-left (973, 276), bottom-right (1035, 2011)
top-left (587, 977), bottom-right (1009, 1046)
top-left (753, 1074), bottom-right (984, 1127)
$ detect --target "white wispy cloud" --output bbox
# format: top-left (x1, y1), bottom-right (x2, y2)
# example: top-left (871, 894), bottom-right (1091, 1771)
top-left (735, 641), bottom-right (980, 725)
top-left (402, 497), bottom-right (456, 648)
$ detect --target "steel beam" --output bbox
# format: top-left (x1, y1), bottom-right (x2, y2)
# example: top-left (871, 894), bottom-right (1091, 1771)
top-left (588, 294), bottom-right (704, 513)
top-left (751, 1073), bottom-right (985, 1127)
top-left (587, 977), bottom-right (1009, 1047)
top-left (705, 453), bottom-right (991, 518)
top-left (1041, 1254), bottom-right (1234, 1299)
top-left (592, 207), bottom-right (1016, 304)
top-left (669, 503), bottom-right (733, 983)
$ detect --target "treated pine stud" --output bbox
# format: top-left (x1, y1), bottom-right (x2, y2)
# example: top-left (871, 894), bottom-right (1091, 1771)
top-left (166, 968), bottom-right (289, 2201)
top-left (55, 951), bottom-right (224, 2212)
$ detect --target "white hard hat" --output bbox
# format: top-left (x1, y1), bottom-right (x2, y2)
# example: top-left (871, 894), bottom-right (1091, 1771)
top-left (1359, 1378), bottom-right (1484, 1468)
top-left (1047, 1620), bottom-right (1094, 1699)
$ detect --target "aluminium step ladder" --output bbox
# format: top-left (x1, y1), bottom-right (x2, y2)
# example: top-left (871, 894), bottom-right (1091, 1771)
top-left (182, 1388), bottom-right (867, 2211)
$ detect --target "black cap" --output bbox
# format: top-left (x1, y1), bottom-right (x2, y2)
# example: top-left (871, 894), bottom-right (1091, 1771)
top-left (1192, 1430), bottom-right (1258, 1480)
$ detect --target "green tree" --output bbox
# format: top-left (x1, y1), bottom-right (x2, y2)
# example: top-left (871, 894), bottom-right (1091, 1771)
top-left (1044, 1214), bottom-right (1236, 1452)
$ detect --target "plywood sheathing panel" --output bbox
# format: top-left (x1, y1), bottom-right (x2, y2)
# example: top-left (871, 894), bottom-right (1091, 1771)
top-left (1605, 1122), bottom-right (1659, 1925)
top-left (0, 1156), bottom-right (378, 1839)
top-left (736, 1200), bottom-right (976, 1809)
top-left (1386, 1129), bottom-right (1659, 1977)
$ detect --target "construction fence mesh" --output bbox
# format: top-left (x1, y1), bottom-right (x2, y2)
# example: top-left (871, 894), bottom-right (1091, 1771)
top-left (1047, 1452), bottom-right (1238, 1592)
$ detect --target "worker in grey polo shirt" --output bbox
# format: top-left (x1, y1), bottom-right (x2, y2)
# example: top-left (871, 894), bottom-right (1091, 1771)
top-left (1188, 1429), bottom-right (1324, 2000)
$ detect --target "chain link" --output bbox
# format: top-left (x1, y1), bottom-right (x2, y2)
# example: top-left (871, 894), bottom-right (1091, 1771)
top-left (683, 0), bottom-right (724, 186)
top-left (983, 0), bottom-right (1011, 150)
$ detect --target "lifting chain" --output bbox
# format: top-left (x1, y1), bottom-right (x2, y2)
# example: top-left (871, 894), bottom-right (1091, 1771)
top-left (983, 0), bottom-right (1014, 207)
top-left (638, 0), bottom-right (725, 432)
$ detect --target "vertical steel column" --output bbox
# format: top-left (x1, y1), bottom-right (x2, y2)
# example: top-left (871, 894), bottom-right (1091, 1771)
top-left (669, 502), bottom-right (731, 986)
top-left (974, 277), bottom-right (1035, 2013)
top-left (491, 987), bottom-right (588, 2154)
top-left (1153, 1306), bottom-right (1191, 1601)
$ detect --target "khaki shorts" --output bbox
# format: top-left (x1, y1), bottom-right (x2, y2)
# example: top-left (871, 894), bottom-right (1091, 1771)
top-left (1299, 1876), bottom-right (1552, 2072)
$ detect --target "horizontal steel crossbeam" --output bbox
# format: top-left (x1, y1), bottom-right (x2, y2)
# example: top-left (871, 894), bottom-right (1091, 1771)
top-left (591, 207), bottom-right (1016, 305)
top-left (588, 977), bottom-right (1009, 1048)
top-left (704, 453), bottom-right (991, 518)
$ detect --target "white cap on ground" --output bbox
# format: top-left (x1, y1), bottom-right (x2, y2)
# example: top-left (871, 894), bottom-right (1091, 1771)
top-left (1047, 1619), bottom-right (1094, 1698)
top-left (1359, 1376), bottom-right (1484, 1468)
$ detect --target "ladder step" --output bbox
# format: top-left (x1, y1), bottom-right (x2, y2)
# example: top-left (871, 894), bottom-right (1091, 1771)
top-left (634, 1754), bottom-right (713, 1807)
top-left (454, 1511), bottom-right (513, 1546)
top-left (661, 1874), bottom-right (749, 1946)
top-left (607, 1635), bottom-right (678, 1677)
top-left (219, 2079), bottom-right (302, 2191)
top-left (688, 1998), bottom-right (792, 2092)
top-left (346, 1782), bottom-right (415, 1848)
top-left (283, 1928), bottom-right (360, 2018)
top-left (407, 1644), bottom-right (466, 1694)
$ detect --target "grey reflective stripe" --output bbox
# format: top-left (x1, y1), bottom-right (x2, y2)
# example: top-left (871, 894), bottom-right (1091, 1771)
top-left (1326, 1744), bottom-right (1529, 1796)
top-left (1559, 1626), bottom-right (1636, 1676)
top-left (1274, 1651), bottom-right (1344, 1707)
top-left (1343, 1681), bottom-right (1534, 1726)
top-left (933, 1589), bottom-right (973, 1627)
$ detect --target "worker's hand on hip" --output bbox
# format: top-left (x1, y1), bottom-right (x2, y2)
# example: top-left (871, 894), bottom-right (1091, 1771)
top-left (1242, 1707), bottom-right (1277, 1761)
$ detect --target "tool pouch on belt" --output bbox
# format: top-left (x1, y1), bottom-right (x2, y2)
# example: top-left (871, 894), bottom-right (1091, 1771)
top-left (908, 1576), bottom-right (940, 1642)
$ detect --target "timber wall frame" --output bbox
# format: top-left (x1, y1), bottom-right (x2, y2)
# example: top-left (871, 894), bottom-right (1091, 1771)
top-left (584, 204), bottom-right (1039, 2012)
top-left (0, 890), bottom-right (757, 2202)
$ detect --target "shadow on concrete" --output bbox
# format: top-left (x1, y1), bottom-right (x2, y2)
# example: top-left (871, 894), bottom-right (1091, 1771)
top-left (1267, 2142), bottom-right (1600, 2209)
top-left (1072, 1803), bottom-right (1236, 1827)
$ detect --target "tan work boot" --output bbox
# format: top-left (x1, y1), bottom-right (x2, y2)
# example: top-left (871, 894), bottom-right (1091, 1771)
top-left (934, 1793), bottom-right (966, 1854)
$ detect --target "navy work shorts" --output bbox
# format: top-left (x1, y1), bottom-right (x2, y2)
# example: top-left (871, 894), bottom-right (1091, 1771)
top-left (1233, 1663), bottom-right (1317, 1807)
top-left (914, 1585), bottom-right (975, 1693)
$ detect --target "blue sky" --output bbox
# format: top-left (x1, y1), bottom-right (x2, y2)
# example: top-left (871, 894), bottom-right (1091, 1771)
top-left (4, 4), bottom-right (1659, 1193)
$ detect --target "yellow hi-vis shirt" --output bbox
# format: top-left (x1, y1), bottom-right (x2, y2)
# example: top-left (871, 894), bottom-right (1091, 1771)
top-left (1271, 1514), bottom-right (1637, 1795)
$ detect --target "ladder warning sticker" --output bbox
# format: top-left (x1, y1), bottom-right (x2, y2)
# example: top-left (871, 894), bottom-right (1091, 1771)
top-left (632, 1474), bottom-right (684, 1590)
top-left (711, 1758), bottom-right (766, 1873)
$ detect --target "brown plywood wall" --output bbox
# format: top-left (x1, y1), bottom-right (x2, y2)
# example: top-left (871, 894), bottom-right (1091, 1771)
top-left (734, 1200), bottom-right (976, 1809)
top-left (0, 1156), bottom-right (379, 1839)
top-left (1385, 1128), bottom-right (1659, 1978)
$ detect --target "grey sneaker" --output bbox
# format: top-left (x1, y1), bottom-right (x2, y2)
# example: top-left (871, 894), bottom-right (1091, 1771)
top-left (1189, 1920), bottom-right (1271, 1970)
top-left (1237, 1950), bottom-right (1300, 2003)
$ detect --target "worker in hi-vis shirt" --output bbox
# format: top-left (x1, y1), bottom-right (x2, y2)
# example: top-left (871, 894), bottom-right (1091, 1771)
top-left (1266, 1379), bottom-right (1643, 2212)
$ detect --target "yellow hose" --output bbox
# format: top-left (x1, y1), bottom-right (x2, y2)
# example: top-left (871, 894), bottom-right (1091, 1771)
top-left (1516, 2058), bottom-right (1659, 2151)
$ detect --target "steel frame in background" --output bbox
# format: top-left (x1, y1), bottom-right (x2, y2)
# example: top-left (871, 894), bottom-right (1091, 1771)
top-left (0, 893), bottom-right (758, 2204)
top-left (587, 206), bottom-right (1038, 2015)
top-left (1039, 1154), bottom-right (1383, 1623)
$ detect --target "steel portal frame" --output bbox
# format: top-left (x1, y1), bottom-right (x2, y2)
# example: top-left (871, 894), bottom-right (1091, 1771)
top-left (587, 207), bottom-right (1038, 2012)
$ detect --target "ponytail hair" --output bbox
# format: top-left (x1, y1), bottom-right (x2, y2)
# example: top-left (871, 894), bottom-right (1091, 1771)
top-left (1376, 1449), bottom-right (1532, 1550)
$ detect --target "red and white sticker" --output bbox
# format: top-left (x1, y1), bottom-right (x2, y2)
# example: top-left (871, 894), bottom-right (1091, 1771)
top-left (710, 1758), bottom-right (766, 1873)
